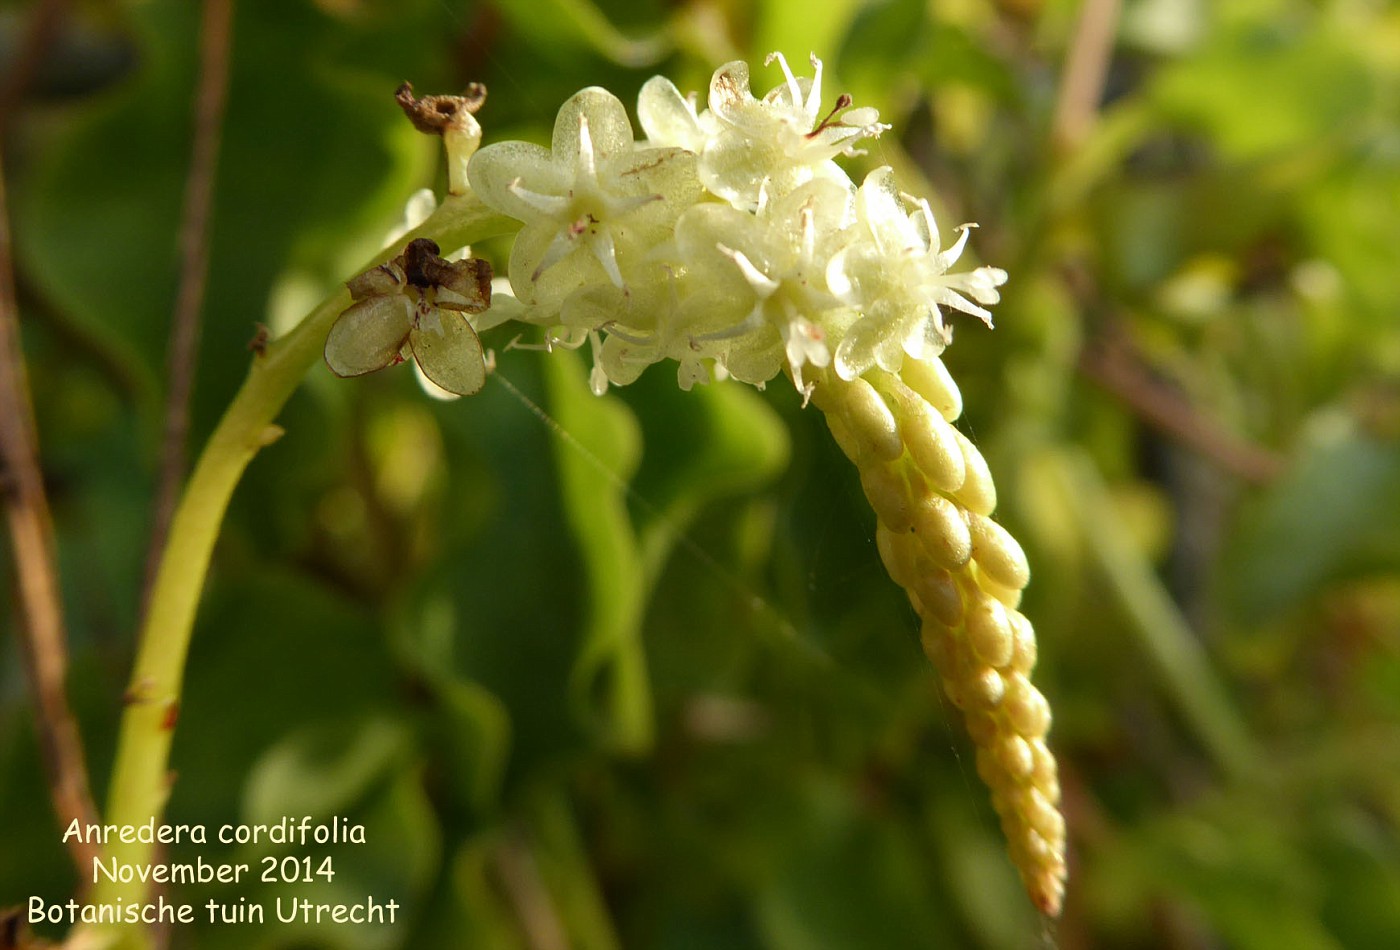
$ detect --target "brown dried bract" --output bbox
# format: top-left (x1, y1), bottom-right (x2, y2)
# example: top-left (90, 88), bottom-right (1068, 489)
top-left (398, 238), bottom-right (492, 312)
top-left (395, 81), bottom-right (487, 136)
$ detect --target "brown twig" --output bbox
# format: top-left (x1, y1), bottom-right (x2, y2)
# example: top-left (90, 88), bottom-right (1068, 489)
top-left (1051, 0), bottom-right (1122, 154)
top-left (1079, 334), bottom-right (1285, 484)
top-left (494, 830), bottom-right (571, 950)
top-left (0, 158), bottom-right (100, 878)
top-left (141, 0), bottom-right (235, 613)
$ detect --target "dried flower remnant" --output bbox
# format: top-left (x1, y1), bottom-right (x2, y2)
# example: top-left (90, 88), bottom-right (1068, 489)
top-left (324, 238), bottom-right (493, 396)
top-left (395, 81), bottom-right (487, 195)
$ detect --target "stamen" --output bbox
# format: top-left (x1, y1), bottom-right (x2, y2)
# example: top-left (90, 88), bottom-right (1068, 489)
top-left (936, 223), bottom-right (976, 270)
top-left (765, 52), bottom-right (802, 111)
top-left (591, 229), bottom-right (626, 287)
top-left (508, 178), bottom-right (571, 217)
top-left (799, 203), bottom-right (816, 264)
top-left (807, 94), bottom-right (854, 139)
top-left (717, 243), bottom-right (780, 296)
top-left (806, 54), bottom-right (824, 119)
top-left (577, 114), bottom-right (598, 181)
top-left (531, 231), bottom-right (577, 282)
top-left (600, 322), bottom-right (655, 347)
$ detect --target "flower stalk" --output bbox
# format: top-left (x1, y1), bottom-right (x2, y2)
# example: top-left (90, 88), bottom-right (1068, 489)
top-left (71, 193), bottom-right (517, 950)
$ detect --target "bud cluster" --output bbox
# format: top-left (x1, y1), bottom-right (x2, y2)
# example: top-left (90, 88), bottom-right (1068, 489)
top-left (812, 360), bottom-right (1067, 916)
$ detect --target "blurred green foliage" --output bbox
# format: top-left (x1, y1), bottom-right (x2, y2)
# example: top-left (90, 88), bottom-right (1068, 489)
top-left (3, 0), bottom-right (1400, 947)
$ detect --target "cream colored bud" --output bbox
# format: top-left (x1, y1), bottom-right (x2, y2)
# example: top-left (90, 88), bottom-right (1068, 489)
top-left (969, 513), bottom-right (1030, 591)
top-left (913, 563), bottom-right (964, 626)
top-left (1007, 609), bottom-right (1037, 673)
top-left (953, 430), bottom-right (997, 515)
top-left (904, 403), bottom-right (967, 493)
top-left (1022, 828), bottom-right (1055, 866)
top-left (977, 570), bottom-right (1023, 609)
top-left (919, 621), bottom-right (954, 671)
top-left (1025, 789), bottom-right (1065, 842)
top-left (875, 524), bottom-right (917, 589)
top-left (902, 356), bottom-right (963, 421)
top-left (911, 494), bottom-right (971, 570)
top-left (995, 734), bottom-right (1034, 779)
top-left (825, 412), bottom-right (862, 461)
top-left (1002, 738), bottom-right (1036, 783)
top-left (1031, 741), bottom-right (1060, 801)
top-left (965, 594), bottom-right (1015, 668)
top-left (1005, 675), bottom-right (1052, 737)
top-left (967, 666), bottom-right (1006, 709)
top-left (1028, 871), bottom-right (1066, 918)
top-left (841, 378), bottom-right (903, 462)
top-left (964, 709), bottom-right (997, 746)
top-left (859, 463), bottom-right (913, 532)
top-left (878, 375), bottom-right (966, 492)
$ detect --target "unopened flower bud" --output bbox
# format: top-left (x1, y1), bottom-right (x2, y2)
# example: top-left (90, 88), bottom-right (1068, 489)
top-left (969, 513), bottom-right (1031, 591)
top-left (952, 430), bottom-right (997, 515)
top-left (901, 355), bottom-right (963, 421)
top-left (841, 378), bottom-right (903, 461)
top-left (911, 493), bottom-right (972, 570)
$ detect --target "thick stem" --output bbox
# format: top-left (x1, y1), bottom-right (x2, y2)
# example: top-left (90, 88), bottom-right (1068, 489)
top-left (69, 194), bottom-right (517, 950)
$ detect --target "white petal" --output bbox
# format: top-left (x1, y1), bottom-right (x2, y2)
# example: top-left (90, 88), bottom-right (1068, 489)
top-left (553, 87), bottom-right (635, 166)
top-left (637, 77), bottom-right (706, 152)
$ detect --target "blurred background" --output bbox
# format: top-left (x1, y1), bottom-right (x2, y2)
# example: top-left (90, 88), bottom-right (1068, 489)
top-left (3, 0), bottom-right (1399, 947)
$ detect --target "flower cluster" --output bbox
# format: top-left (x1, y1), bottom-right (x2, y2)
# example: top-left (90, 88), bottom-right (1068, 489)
top-left (465, 52), bottom-right (1007, 400)
top-left (331, 54), bottom-right (1064, 916)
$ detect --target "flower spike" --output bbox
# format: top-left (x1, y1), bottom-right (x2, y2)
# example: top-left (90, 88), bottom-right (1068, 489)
top-left (332, 60), bottom-right (1065, 917)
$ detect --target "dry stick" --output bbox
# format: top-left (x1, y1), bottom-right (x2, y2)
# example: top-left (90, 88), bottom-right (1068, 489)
top-left (1050, 0), bottom-right (1122, 154)
top-left (0, 160), bottom-right (101, 879)
top-left (1079, 337), bottom-right (1285, 484)
top-left (494, 831), bottom-right (572, 950)
top-left (141, 0), bottom-right (235, 615)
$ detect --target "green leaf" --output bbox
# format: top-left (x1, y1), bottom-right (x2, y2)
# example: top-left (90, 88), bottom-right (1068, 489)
top-left (1151, 15), bottom-right (1374, 161)
top-left (242, 718), bottom-right (412, 825)
top-left (542, 349), bottom-right (652, 753)
top-left (624, 372), bottom-right (790, 577)
top-left (1228, 417), bottom-right (1400, 621)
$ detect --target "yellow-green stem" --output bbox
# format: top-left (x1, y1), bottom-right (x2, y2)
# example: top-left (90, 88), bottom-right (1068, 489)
top-left (70, 194), bottom-right (517, 950)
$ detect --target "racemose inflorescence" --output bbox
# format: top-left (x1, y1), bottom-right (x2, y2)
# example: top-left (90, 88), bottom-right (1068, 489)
top-left (327, 53), bottom-right (1067, 916)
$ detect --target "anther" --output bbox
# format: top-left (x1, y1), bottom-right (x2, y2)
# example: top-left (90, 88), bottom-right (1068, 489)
top-left (807, 94), bottom-right (854, 138)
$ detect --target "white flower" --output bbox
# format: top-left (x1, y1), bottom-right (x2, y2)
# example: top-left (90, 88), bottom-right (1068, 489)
top-left (674, 177), bottom-right (856, 392)
top-left (826, 167), bottom-right (1007, 380)
top-left (637, 77), bottom-right (718, 153)
top-left (700, 53), bottom-right (889, 211)
top-left (467, 87), bottom-right (702, 309)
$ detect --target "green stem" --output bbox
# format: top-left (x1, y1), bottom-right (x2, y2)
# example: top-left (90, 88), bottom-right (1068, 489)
top-left (71, 193), bottom-right (517, 950)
